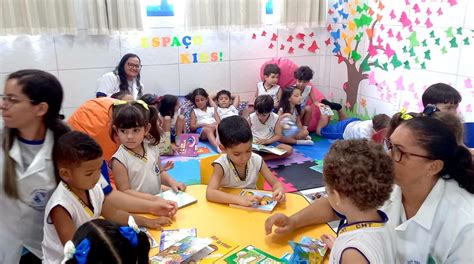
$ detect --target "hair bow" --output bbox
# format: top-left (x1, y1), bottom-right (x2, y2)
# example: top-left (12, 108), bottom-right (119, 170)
top-left (119, 216), bottom-right (140, 247)
top-left (135, 99), bottom-right (149, 110)
top-left (422, 104), bottom-right (439, 116)
top-left (399, 107), bottom-right (413, 120)
top-left (113, 99), bottom-right (128, 106)
top-left (62, 239), bottom-right (90, 264)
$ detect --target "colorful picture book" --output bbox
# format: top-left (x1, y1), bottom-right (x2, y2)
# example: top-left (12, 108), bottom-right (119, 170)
top-left (224, 245), bottom-right (284, 264)
top-left (179, 133), bottom-right (200, 156)
top-left (229, 189), bottom-right (277, 213)
top-left (159, 228), bottom-right (197, 251)
top-left (252, 144), bottom-right (287, 156)
top-left (197, 146), bottom-right (211, 155)
top-left (319, 105), bottom-right (334, 116)
top-left (199, 235), bottom-right (239, 263)
top-left (287, 237), bottom-right (328, 264)
top-left (157, 190), bottom-right (197, 209)
top-left (151, 236), bottom-right (211, 263)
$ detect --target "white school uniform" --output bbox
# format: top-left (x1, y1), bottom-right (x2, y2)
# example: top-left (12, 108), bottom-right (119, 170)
top-left (112, 143), bottom-right (162, 195)
top-left (217, 105), bottom-right (239, 120)
top-left (213, 153), bottom-right (263, 189)
top-left (0, 129), bottom-right (56, 262)
top-left (96, 72), bottom-right (143, 99)
top-left (194, 107), bottom-right (216, 126)
top-left (257, 82), bottom-right (280, 103)
top-left (249, 112), bottom-right (279, 141)
top-left (42, 182), bottom-right (104, 264)
top-left (330, 211), bottom-right (397, 264)
top-left (300, 85), bottom-right (312, 107)
top-left (342, 120), bottom-right (374, 140)
top-left (382, 179), bottom-right (474, 264)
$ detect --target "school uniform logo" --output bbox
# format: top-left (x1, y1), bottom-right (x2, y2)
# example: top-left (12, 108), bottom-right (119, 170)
top-left (28, 189), bottom-right (50, 210)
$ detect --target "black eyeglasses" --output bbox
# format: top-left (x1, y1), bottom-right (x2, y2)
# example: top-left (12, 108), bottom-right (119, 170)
top-left (384, 138), bottom-right (433, 162)
top-left (127, 62), bottom-right (142, 69)
top-left (0, 94), bottom-right (35, 108)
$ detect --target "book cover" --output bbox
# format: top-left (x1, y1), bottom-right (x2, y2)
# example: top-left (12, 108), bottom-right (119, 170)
top-left (157, 190), bottom-right (197, 209)
top-left (179, 134), bottom-right (200, 156)
top-left (159, 228), bottom-right (197, 251)
top-left (288, 237), bottom-right (328, 264)
top-left (229, 189), bottom-right (277, 213)
top-left (319, 105), bottom-right (334, 116)
top-left (224, 245), bottom-right (284, 264)
top-left (151, 236), bottom-right (211, 263)
top-left (197, 146), bottom-right (210, 155)
top-left (199, 235), bottom-right (239, 263)
top-left (251, 144), bottom-right (287, 156)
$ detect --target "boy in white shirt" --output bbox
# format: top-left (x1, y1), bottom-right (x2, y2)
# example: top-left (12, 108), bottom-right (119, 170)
top-left (317, 113), bottom-right (390, 140)
top-left (248, 95), bottom-right (293, 160)
top-left (321, 139), bottom-right (396, 263)
top-left (256, 63), bottom-right (281, 109)
top-left (210, 89), bottom-right (240, 123)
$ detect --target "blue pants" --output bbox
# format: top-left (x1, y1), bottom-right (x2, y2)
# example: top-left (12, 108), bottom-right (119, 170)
top-left (320, 117), bottom-right (360, 139)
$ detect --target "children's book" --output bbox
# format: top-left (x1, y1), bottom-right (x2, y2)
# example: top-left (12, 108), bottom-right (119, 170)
top-left (151, 236), bottom-right (211, 263)
top-left (197, 146), bottom-right (210, 155)
top-left (252, 144), bottom-right (287, 156)
top-left (229, 189), bottom-right (277, 213)
top-left (199, 235), bottom-right (239, 263)
top-left (288, 237), bottom-right (328, 264)
top-left (224, 245), bottom-right (285, 264)
top-left (159, 228), bottom-right (197, 251)
top-left (179, 134), bottom-right (200, 156)
top-left (139, 227), bottom-right (158, 248)
top-left (157, 190), bottom-right (197, 209)
top-left (319, 105), bottom-right (334, 116)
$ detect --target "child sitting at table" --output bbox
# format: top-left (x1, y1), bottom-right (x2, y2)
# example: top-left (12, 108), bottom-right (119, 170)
top-left (321, 139), bottom-right (396, 263)
top-left (206, 116), bottom-right (286, 206)
top-left (42, 131), bottom-right (170, 263)
top-left (62, 217), bottom-right (150, 264)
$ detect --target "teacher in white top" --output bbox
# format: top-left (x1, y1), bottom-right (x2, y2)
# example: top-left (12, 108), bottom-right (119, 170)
top-left (0, 70), bottom-right (70, 263)
top-left (265, 116), bottom-right (474, 264)
top-left (96, 53), bottom-right (144, 99)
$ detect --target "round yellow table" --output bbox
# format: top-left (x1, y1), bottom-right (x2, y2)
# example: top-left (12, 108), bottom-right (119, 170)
top-left (148, 184), bottom-right (334, 262)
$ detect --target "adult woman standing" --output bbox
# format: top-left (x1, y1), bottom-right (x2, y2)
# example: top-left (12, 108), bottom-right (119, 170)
top-left (0, 70), bottom-right (70, 263)
top-left (265, 117), bottom-right (473, 263)
top-left (96, 53), bottom-right (144, 99)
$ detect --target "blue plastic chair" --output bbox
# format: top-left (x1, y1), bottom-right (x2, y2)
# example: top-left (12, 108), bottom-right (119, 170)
top-left (464, 123), bottom-right (474, 148)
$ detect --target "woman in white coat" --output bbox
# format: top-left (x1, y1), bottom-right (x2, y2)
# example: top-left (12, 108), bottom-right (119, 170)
top-left (0, 70), bottom-right (70, 263)
top-left (96, 53), bottom-right (144, 99)
top-left (265, 116), bottom-right (473, 264)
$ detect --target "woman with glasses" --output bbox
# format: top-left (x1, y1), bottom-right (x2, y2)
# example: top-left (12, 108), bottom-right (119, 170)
top-left (0, 70), bottom-right (70, 263)
top-left (265, 116), bottom-right (473, 264)
top-left (96, 53), bottom-right (144, 99)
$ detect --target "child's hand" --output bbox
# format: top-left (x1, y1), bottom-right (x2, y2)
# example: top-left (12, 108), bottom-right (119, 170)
top-left (320, 234), bottom-right (335, 249)
top-left (272, 189), bottom-right (286, 203)
top-left (239, 195), bottom-right (262, 207)
top-left (170, 182), bottom-right (186, 192)
top-left (255, 138), bottom-right (267, 145)
top-left (150, 198), bottom-right (178, 217)
top-left (142, 216), bottom-right (173, 230)
top-left (265, 213), bottom-right (295, 235)
top-left (162, 161), bottom-right (174, 171)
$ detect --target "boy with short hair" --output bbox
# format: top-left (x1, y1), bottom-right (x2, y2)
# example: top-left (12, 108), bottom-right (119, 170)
top-left (421, 83), bottom-right (461, 114)
top-left (322, 139), bottom-right (396, 263)
top-left (206, 116), bottom-right (286, 206)
top-left (293, 66), bottom-right (342, 127)
top-left (317, 112), bottom-right (390, 140)
top-left (248, 95), bottom-right (293, 160)
top-left (256, 63), bottom-right (282, 109)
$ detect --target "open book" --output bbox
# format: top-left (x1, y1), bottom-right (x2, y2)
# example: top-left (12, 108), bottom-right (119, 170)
top-left (157, 190), bottom-right (197, 209)
top-left (229, 189), bottom-right (277, 213)
top-left (252, 144), bottom-right (287, 156)
top-left (319, 105), bottom-right (334, 116)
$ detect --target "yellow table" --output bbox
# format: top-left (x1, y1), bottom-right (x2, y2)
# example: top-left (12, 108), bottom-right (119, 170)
top-left (148, 184), bottom-right (334, 262)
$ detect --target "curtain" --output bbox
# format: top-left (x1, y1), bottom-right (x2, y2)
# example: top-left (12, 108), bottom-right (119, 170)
top-left (86, 0), bottom-right (143, 35)
top-left (0, 0), bottom-right (77, 35)
top-left (183, 0), bottom-right (264, 31)
top-left (276, 0), bottom-right (326, 28)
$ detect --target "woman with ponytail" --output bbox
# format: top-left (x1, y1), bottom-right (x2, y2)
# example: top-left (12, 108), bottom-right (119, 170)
top-left (0, 69), bottom-right (70, 263)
